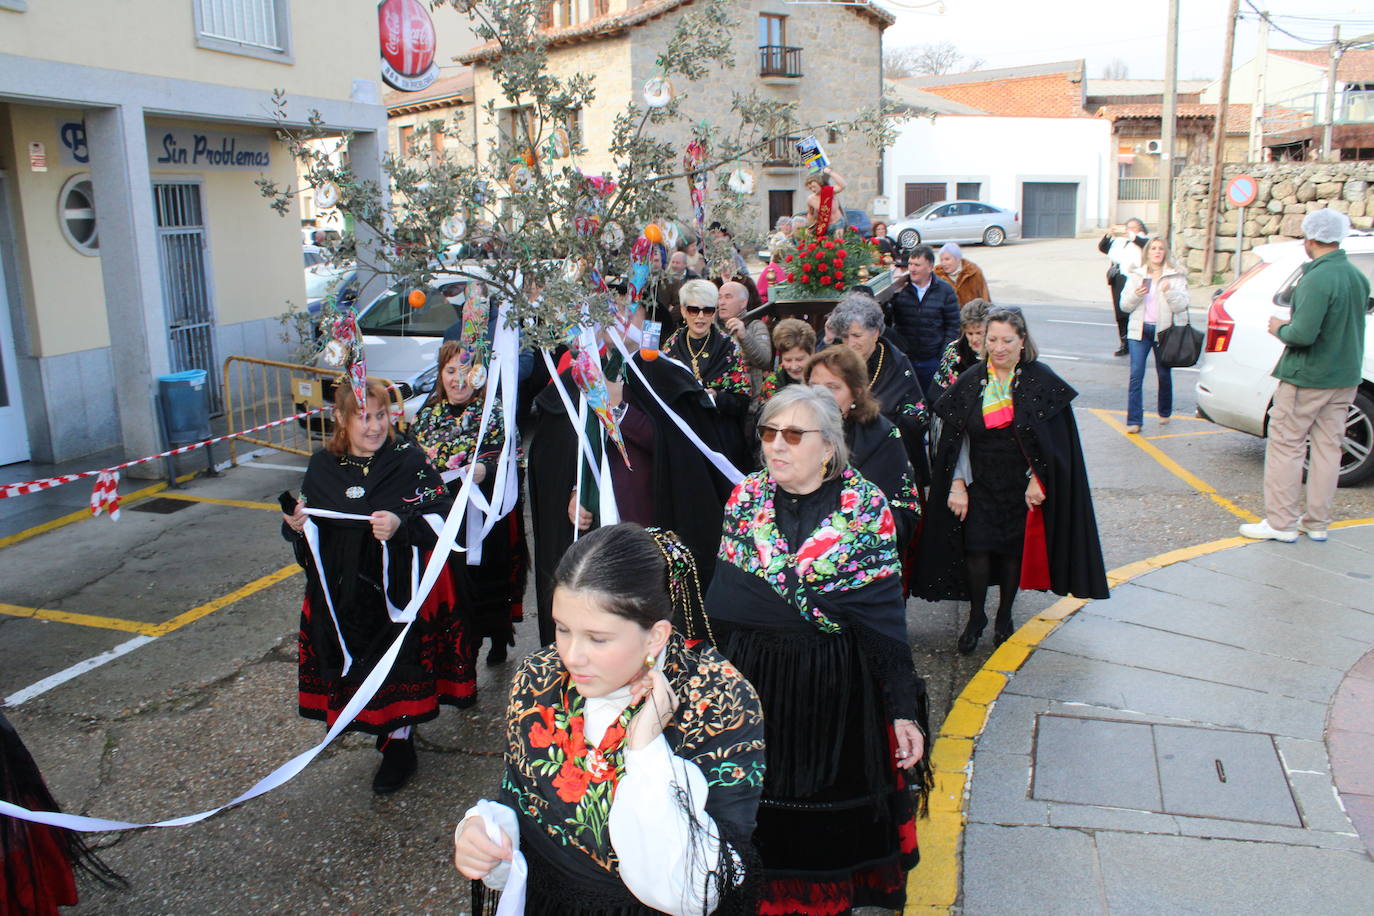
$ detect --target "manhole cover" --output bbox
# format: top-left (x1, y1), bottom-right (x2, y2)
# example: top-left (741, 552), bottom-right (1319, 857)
top-left (130, 497), bottom-right (193, 515)
top-left (1032, 714), bottom-right (1301, 826)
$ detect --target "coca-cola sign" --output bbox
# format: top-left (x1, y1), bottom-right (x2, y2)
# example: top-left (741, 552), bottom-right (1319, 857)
top-left (378, 0), bottom-right (439, 92)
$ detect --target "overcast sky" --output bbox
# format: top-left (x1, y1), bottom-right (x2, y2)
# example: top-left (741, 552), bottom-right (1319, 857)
top-left (879, 0), bottom-right (1374, 82)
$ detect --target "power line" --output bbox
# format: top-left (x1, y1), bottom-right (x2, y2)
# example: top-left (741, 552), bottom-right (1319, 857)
top-left (1240, 0), bottom-right (1332, 46)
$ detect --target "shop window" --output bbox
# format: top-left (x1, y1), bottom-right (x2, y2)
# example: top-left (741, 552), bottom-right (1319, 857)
top-left (194, 0), bottom-right (292, 63)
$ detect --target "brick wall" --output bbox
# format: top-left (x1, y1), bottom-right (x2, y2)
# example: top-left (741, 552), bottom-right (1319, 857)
top-left (921, 72), bottom-right (1087, 119)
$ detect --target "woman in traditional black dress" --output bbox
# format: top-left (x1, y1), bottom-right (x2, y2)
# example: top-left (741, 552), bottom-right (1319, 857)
top-left (755, 318), bottom-right (815, 406)
top-left (526, 348), bottom-right (736, 645)
top-left (705, 385), bottom-right (931, 916)
top-left (804, 344), bottom-right (921, 549)
top-left (453, 524), bottom-right (765, 916)
top-left (663, 279), bottom-right (754, 470)
top-left (281, 379), bottom-right (465, 794)
top-left (826, 292), bottom-right (930, 485)
top-left (916, 308), bottom-right (1110, 654)
top-left (1, 712), bottom-right (126, 915)
top-left (411, 340), bottom-right (527, 665)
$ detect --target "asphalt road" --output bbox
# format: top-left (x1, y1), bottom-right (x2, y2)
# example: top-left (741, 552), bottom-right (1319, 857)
top-left (3, 273), bottom-right (1372, 914)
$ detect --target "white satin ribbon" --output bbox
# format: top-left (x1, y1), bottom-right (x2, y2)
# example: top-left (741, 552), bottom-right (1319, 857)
top-left (605, 328), bottom-right (744, 485)
top-left (0, 420), bottom-right (489, 832)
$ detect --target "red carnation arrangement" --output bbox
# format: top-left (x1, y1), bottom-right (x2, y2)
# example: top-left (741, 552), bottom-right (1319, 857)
top-left (772, 225), bottom-right (878, 298)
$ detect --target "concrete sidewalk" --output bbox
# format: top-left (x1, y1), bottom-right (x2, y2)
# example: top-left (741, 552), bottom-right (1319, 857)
top-left (958, 525), bottom-right (1374, 915)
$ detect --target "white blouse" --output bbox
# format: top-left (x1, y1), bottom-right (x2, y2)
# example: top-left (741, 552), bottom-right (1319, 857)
top-left (463, 676), bottom-right (729, 916)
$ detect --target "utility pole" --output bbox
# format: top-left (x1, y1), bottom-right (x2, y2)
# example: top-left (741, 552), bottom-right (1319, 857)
top-left (1202, 0), bottom-right (1240, 283)
top-left (1321, 26), bottom-right (1340, 160)
top-left (1249, 11), bottom-right (1269, 161)
top-left (1160, 0), bottom-right (1180, 244)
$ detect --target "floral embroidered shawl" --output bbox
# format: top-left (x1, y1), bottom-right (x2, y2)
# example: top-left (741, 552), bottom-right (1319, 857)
top-left (717, 468), bottom-right (900, 634)
top-left (500, 632), bottom-right (765, 875)
top-left (411, 396), bottom-right (506, 476)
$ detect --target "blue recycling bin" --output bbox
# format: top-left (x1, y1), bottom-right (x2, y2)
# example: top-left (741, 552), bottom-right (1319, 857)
top-left (155, 370), bottom-right (217, 488)
top-left (157, 370), bottom-right (211, 443)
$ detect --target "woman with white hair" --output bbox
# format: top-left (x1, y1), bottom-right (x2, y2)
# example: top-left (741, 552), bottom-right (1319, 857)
top-left (935, 242), bottom-right (991, 306)
top-left (1121, 237), bottom-right (1190, 434)
top-left (664, 278), bottom-right (754, 468)
top-left (705, 384), bottom-right (931, 915)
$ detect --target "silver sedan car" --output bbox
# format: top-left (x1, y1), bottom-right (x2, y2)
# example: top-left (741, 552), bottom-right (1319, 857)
top-left (887, 199), bottom-right (1022, 249)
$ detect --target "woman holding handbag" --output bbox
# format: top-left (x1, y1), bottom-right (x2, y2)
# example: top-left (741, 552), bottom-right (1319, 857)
top-left (1121, 237), bottom-right (1191, 434)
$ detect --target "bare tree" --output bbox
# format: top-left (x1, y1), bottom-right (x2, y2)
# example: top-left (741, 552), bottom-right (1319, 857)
top-left (1101, 58), bottom-right (1129, 79)
top-left (885, 41), bottom-right (984, 78)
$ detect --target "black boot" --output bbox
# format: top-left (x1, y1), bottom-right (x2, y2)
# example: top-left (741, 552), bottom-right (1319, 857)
top-left (486, 637), bottom-right (509, 666)
top-left (1114, 340), bottom-right (1129, 357)
top-left (372, 734), bottom-right (417, 794)
top-left (993, 612), bottom-right (1015, 647)
top-left (957, 610), bottom-right (987, 655)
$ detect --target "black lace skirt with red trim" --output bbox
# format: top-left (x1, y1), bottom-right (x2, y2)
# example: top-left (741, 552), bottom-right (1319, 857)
top-left (298, 557), bottom-right (476, 734)
top-left (714, 623), bottom-right (921, 916)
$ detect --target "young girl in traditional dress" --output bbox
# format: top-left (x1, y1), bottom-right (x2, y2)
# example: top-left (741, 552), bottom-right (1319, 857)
top-left (453, 524), bottom-right (765, 916)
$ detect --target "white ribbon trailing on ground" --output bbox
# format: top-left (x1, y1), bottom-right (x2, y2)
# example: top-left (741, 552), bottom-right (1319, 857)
top-left (0, 386), bottom-right (500, 833)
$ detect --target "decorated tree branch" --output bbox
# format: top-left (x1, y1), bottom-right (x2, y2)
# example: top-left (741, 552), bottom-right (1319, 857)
top-left (258, 0), bottom-right (899, 352)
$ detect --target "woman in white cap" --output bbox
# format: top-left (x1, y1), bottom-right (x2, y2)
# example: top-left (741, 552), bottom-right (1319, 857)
top-left (935, 242), bottom-right (991, 306)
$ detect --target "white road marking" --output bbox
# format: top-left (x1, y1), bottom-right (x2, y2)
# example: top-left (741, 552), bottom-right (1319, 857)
top-left (1047, 319), bottom-right (1117, 327)
top-left (5, 635), bottom-right (157, 706)
top-left (1040, 353), bottom-right (1083, 361)
top-left (239, 461), bottom-right (310, 473)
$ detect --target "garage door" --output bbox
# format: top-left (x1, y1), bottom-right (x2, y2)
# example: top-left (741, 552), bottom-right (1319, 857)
top-left (1022, 182), bottom-right (1078, 238)
top-left (904, 182), bottom-right (944, 216)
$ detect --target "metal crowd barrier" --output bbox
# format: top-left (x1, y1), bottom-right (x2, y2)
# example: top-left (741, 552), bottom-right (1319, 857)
top-left (222, 356), bottom-right (403, 463)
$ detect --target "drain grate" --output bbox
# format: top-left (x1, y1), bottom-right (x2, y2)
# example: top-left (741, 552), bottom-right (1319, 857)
top-left (130, 497), bottom-right (193, 515)
top-left (1031, 714), bottom-right (1301, 826)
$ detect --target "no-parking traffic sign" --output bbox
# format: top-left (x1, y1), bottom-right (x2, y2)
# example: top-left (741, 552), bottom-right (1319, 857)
top-left (1226, 174), bottom-right (1258, 208)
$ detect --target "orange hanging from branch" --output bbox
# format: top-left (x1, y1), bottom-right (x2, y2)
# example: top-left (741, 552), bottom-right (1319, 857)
top-left (408, 289), bottom-right (427, 309)
top-left (643, 223), bottom-right (663, 245)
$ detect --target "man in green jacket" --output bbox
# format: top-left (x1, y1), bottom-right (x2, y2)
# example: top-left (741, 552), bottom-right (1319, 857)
top-left (1241, 208), bottom-right (1369, 542)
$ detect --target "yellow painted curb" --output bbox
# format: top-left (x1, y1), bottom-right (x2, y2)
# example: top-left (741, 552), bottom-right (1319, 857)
top-left (904, 519), bottom-right (1374, 914)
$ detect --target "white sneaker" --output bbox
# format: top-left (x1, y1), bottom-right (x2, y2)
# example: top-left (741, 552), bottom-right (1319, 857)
top-left (1239, 520), bottom-right (1298, 543)
top-left (1297, 522), bottom-right (1329, 542)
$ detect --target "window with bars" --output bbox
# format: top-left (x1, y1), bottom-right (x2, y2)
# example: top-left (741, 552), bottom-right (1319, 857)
top-left (194, 0), bottom-right (292, 61)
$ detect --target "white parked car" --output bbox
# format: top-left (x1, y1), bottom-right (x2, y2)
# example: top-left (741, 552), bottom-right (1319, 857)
top-left (1195, 234), bottom-right (1374, 486)
top-left (298, 266), bottom-right (508, 426)
top-left (886, 199), bottom-right (1021, 250)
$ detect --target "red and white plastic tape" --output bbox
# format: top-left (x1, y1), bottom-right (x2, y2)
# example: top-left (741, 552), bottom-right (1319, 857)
top-left (0, 407), bottom-right (327, 515)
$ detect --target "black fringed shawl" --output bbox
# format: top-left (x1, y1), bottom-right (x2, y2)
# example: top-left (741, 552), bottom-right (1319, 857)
top-left (476, 632), bottom-right (765, 916)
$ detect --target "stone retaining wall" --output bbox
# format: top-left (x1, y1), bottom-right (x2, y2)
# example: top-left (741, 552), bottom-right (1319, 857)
top-left (1172, 161), bottom-right (1374, 283)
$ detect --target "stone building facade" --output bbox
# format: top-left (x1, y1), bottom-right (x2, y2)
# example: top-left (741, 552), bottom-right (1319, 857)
top-left (1172, 161), bottom-right (1374, 282)
top-left (458, 0), bottom-right (890, 239)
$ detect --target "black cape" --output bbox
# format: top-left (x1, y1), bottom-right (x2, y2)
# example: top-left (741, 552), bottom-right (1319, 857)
top-left (848, 415), bottom-right (919, 550)
top-left (664, 325), bottom-right (754, 471)
top-left (526, 354), bottom-right (738, 644)
top-left (867, 334), bottom-right (931, 485)
top-left (915, 360), bottom-right (1110, 603)
top-left (285, 435), bottom-right (469, 733)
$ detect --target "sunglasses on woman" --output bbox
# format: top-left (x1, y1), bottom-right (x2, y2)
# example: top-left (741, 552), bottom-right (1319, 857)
top-left (757, 425), bottom-right (820, 445)
top-left (683, 305), bottom-right (717, 315)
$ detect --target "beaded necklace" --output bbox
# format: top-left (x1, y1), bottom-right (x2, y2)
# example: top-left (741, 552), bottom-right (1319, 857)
top-left (867, 340), bottom-right (886, 390)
